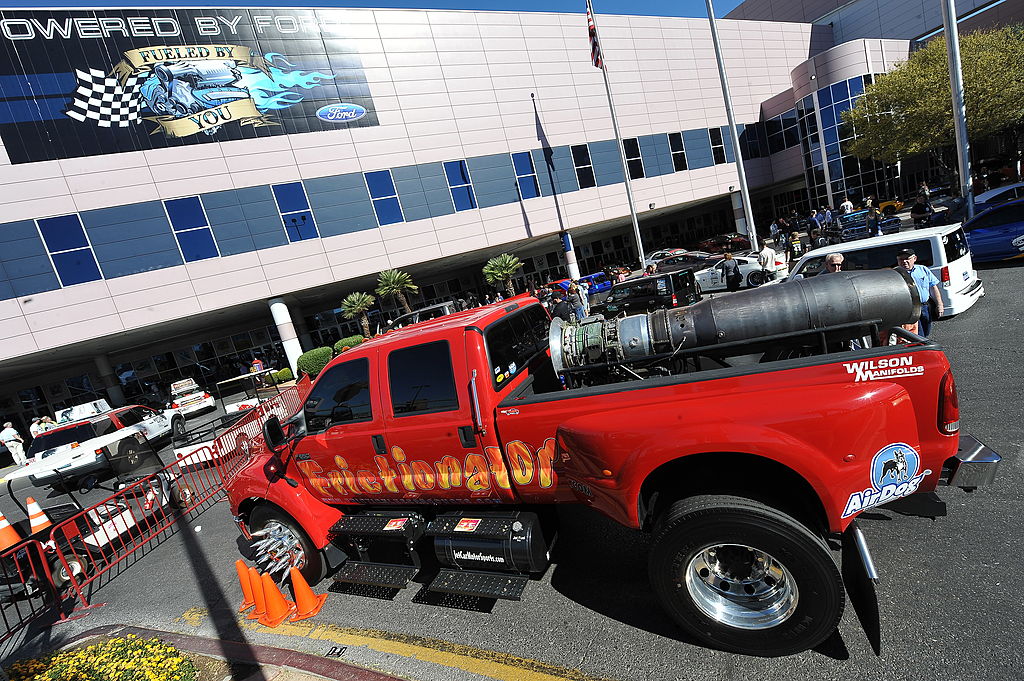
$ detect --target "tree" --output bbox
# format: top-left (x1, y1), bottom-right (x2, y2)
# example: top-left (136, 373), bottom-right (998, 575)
top-left (340, 292), bottom-right (375, 337)
top-left (376, 269), bottom-right (418, 315)
top-left (482, 253), bottom-right (522, 298)
top-left (845, 26), bottom-right (1024, 175)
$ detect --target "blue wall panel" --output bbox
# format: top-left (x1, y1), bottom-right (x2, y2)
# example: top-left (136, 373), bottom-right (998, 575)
top-left (303, 173), bottom-right (379, 236)
top-left (391, 163), bottom-right (454, 221)
top-left (638, 134), bottom-right (673, 177)
top-left (0, 219), bottom-right (59, 300)
top-left (682, 129), bottom-right (714, 169)
top-left (203, 186), bottom-right (288, 255)
top-left (467, 154), bottom-right (518, 208)
top-left (532, 146), bottom-right (579, 196)
top-left (80, 201), bottom-right (183, 278)
top-left (589, 140), bottom-right (626, 187)
top-left (721, 126), bottom-right (736, 163)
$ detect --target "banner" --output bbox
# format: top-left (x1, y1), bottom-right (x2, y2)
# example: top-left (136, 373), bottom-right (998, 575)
top-left (0, 9), bottom-right (380, 164)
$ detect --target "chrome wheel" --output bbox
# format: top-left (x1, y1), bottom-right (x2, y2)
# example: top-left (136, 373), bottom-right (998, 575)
top-left (685, 543), bottom-right (799, 630)
top-left (251, 519), bottom-right (306, 577)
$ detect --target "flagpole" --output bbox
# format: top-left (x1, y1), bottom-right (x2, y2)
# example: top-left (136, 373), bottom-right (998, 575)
top-left (705, 0), bottom-right (759, 252)
top-left (588, 0), bottom-right (647, 272)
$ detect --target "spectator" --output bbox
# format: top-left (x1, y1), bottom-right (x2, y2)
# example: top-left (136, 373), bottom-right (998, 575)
top-left (865, 195), bottom-right (876, 210)
top-left (1, 422), bottom-right (26, 466)
top-left (809, 208), bottom-right (822, 230)
top-left (866, 207), bottom-right (883, 237)
top-left (757, 241), bottom-right (777, 281)
top-left (29, 417), bottom-right (43, 438)
top-left (823, 253), bottom-right (844, 273)
top-left (840, 196), bottom-right (854, 214)
top-left (809, 228), bottom-right (828, 250)
top-left (722, 252), bottom-right (742, 292)
top-left (550, 291), bottom-right (573, 322)
top-left (769, 220), bottom-right (781, 246)
top-left (643, 264), bottom-right (657, 276)
top-left (567, 283), bottom-right (587, 321)
top-left (918, 181), bottom-right (930, 200)
top-left (616, 268), bottom-right (628, 283)
top-left (823, 206), bottom-right (835, 228)
top-left (39, 416), bottom-right (56, 432)
top-left (785, 231), bottom-right (806, 266)
top-left (910, 194), bottom-right (934, 227)
top-left (895, 248), bottom-right (943, 337)
top-left (578, 279), bottom-right (591, 316)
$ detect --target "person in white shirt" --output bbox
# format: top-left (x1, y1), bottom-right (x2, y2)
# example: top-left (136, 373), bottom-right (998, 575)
top-left (757, 242), bottom-right (778, 280)
top-left (840, 196), bottom-right (854, 214)
top-left (1, 422), bottom-right (26, 466)
top-left (29, 417), bottom-right (43, 438)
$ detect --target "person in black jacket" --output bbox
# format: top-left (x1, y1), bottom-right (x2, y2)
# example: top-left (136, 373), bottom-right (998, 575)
top-left (550, 292), bottom-right (573, 322)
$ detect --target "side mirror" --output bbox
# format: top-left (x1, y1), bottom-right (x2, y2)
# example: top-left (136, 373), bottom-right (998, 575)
top-left (263, 415), bottom-right (288, 454)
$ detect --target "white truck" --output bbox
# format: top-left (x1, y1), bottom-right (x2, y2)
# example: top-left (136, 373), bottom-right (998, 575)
top-left (168, 378), bottom-right (216, 416)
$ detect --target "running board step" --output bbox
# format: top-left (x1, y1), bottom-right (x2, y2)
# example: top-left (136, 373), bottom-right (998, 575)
top-left (427, 569), bottom-right (530, 600)
top-left (333, 561), bottom-right (419, 589)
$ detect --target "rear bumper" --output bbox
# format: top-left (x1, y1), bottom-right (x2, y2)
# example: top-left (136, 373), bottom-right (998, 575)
top-left (941, 278), bottom-right (984, 317)
top-left (938, 433), bottom-right (1000, 490)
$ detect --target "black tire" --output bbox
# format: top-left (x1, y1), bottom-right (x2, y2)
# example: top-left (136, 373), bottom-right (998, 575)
top-left (248, 506), bottom-right (325, 585)
top-left (648, 495), bottom-right (844, 657)
top-left (171, 482), bottom-right (193, 510)
top-left (883, 205), bottom-right (896, 216)
top-left (51, 556), bottom-right (88, 591)
top-left (118, 440), bottom-right (141, 468)
top-left (171, 417), bottom-right (186, 440)
top-left (746, 270), bottom-right (766, 288)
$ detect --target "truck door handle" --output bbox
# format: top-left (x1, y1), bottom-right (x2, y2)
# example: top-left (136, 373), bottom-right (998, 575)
top-left (458, 425), bottom-right (477, 448)
top-left (372, 434), bottom-right (386, 455)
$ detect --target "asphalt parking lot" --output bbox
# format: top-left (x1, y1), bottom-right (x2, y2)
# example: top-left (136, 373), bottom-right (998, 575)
top-left (1, 261), bottom-right (1021, 681)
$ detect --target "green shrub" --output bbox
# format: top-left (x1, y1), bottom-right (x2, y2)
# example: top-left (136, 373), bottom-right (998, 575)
top-left (296, 347), bottom-right (333, 378)
top-left (274, 367), bottom-right (294, 383)
top-left (333, 335), bottom-right (366, 355)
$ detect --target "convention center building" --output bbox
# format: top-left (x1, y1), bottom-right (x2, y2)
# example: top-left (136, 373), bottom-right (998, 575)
top-left (0, 0), bottom-right (1014, 435)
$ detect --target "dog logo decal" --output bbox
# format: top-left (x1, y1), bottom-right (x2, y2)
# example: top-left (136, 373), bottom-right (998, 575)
top-left (843, 443), bottom-right (931, 518)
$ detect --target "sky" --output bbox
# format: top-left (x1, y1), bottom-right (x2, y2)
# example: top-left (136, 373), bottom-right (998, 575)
top-left (6, 0), bottom-right (747, 17)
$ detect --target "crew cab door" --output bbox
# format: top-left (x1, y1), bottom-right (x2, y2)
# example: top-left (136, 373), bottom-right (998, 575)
top-left (380, 337), bottom-right (516, 502)
top-left (291, 354), bottom-right (387, 503)
top-left (115, 406), bottom-right (169, 441)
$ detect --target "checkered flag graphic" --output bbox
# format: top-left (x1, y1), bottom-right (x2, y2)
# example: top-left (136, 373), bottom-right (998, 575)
top-left (65, 69), bottom-right (144, 128)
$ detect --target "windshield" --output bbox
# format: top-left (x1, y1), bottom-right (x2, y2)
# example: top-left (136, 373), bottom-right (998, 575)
top-left (28, 423), bottom-right (98, 456)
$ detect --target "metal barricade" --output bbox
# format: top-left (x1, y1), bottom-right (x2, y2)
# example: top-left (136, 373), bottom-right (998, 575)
top-left (0, 539), bottom-right (57, 645)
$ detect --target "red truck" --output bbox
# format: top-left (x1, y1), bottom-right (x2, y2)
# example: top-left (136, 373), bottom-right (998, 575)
top-left (223, 269), bottom-right (999, 657)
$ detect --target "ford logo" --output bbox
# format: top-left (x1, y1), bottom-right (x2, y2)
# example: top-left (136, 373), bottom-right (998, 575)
top-left (315, 103), bottom-right (367, 123)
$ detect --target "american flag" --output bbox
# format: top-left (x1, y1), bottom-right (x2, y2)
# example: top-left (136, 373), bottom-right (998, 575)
top-left (587, 1), bottom-right (603, 69)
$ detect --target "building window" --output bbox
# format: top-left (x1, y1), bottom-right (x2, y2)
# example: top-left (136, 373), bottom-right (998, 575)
top-left (364, 170), bottom-right (404, 226)
top-left (622, 138), bottom-right (645, 179)
top-left (36, 214), bottom-right (102, 286)
top-left (511, 152), bottom-right (540, 199)
top-left (668, 133), bottom-right (687, 171)
top-left (709, 128), bottom-right (727, 165)
top-left (443, 160), bottom-right (477, 211)
top-left (164, 197), bottom-right (219, 262)
top-left (271, 182), bottom-right (319, 242)
top-left (571, 144), bottom-right (597, 188)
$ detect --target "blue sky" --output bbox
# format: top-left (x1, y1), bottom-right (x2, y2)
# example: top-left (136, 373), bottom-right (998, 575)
top-left (7, 0), bottom-right (746, 17)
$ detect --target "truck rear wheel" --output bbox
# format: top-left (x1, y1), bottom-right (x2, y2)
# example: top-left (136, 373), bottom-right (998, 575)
top-left (248, 506), bottom-right (326, 586)
top-left (118, 440), bottom-right (141, 468)
top-left (648, 495), bottom-right (844, 657)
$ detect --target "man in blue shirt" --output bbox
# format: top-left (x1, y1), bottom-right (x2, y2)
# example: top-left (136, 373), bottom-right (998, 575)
top-left (896, 248), bottom-right (944, 336)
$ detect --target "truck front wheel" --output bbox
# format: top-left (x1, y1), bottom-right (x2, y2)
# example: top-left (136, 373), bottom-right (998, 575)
top-left (248, 506), bottom-right (326, 586)
top-left (648, 495), bottom-right (843, 657)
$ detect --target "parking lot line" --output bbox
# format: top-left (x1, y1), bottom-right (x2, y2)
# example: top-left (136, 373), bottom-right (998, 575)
top-left (178, 607), bottom-right (617, 681)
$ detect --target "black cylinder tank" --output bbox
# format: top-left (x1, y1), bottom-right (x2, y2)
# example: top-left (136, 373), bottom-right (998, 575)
top-left (428, 513), bottom-right (548, 574)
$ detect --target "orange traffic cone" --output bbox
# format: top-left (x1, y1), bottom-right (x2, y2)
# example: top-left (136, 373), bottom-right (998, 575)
top-left (0, 510), bottom-right (22, 551)
top-left (258, 572), bottom-right (295, 628)
top-left (247, 567), bottom-right (266, 621)
top-left (288, 567), bottom-right (327, 622)
top-left (235, 560), bottom-right (255, 612)
top-left (25, 498), bottom-right (51, 535)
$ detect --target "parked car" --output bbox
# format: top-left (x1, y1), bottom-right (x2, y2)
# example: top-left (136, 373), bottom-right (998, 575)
top-left (877, 198), bottom-right (905, 216)
top-left (590, 270), bottom-right (700, 317)
top-left (973, 181), bottom-right (1024, 214)
top-left (692, 254), bottom-right (773, 291)
top-left (825, 209), bottom-right (900, 243)
top-left (653, 250), bottom-right (721, 274)
top-left (694, 232), bottom-right (751, 253)
top-left (642, 248), bottom-right (687, 267)
top-left (548, 272), bottom-right (615, 297)
top-left (962, 196), bottom-right (1024, 263)
top-left (384, 301), bottom-right (460, 332)
top-left (25, 404), bottom-right (184, 486)
top-left (168, 378), bottom-right (215, 417)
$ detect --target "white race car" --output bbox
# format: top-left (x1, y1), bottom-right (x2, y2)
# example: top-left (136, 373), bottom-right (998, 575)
top-left (169, 378), bottom-right (215, 416)
top-left (692, 254), bottom-right (783, 292)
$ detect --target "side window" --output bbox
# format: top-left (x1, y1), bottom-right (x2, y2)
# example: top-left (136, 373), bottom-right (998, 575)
top-left (797, 256), bottom-right (826, 277)
top-left (134, 406), bottom-right (159, 421)
top-left (93, 418), bottom-right (116, 437)
top-left (304, 358), bottom-right (373, 433)
top-left (485, 305), bottom-right (550, 389)
top-left (117, 409), bottom-right (141, 427)
top-left (388, 341), bottom-right (459, 416)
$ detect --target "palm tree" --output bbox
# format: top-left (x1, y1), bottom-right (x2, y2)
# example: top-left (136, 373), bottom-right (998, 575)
top-left (483, 253), bottom-right (522, 298)
top-left (376, 269), bottom-right (418, 315)
top-left (340, 292), bottom-right (376, 337)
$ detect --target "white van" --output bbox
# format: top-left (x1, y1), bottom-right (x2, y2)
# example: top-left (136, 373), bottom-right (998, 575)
top-left (787, 224), bottom-right (984, 317)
